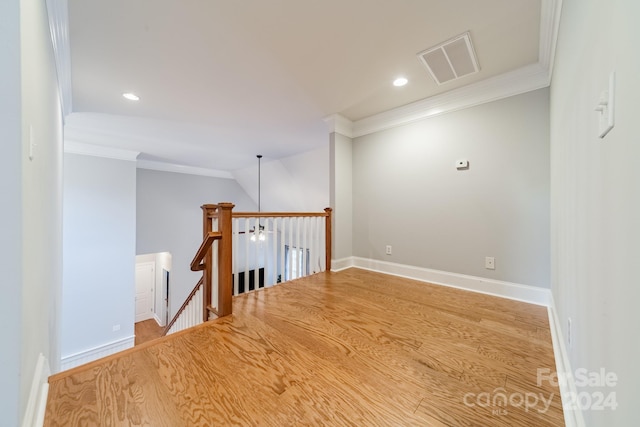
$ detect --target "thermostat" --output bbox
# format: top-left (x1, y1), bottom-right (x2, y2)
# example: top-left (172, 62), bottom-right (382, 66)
top-left (456, 159), bottom-right (469, 170)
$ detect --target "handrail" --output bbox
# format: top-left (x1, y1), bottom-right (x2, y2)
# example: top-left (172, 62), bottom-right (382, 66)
top-left (164, 203), bottom-right (332, 337)
top-left (232, 211), bottom-right (330, 218)
top-left (190, 231), bottom-right (221, 271)
top-left (163, 277), bottom-right (204, 335)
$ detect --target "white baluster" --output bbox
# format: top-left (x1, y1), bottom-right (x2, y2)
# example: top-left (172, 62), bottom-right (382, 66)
top-left (270, 217), bottom-right (278, 286)
top-left (280, 218), bottom-right (287, 282)
top-left (287, 217), bottom-right (293, 280)
top-left (243, 218), bottom-right (250, 295)
top-left (233, 218), bottom-right (239, 296)
top-left (302, 217), bottom-right (308, 278)
top-left (252, 218), bottom-right (262, 290)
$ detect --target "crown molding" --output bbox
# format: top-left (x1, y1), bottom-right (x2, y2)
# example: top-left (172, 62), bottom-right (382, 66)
top-left (137, 159), bottom-right (233, 179)
top-left (353, 63), bottom-right (549, 137)
top-left (65, 140), bottom-right (140, 161)
top-left (46, 0), bottom-right (72, 117)
top-left (539, 0), bottom-right (564, 79)
top-left (351, 0), bottom-right (562, 138)
top-left (324, 114), bottom-right (354, 138)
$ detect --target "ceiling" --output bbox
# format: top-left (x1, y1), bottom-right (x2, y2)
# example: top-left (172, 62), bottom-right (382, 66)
top-left (64, 0), bottom-right (550, 172)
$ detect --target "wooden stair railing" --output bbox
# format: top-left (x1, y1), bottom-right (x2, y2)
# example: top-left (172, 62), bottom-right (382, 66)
top-left (163, 203), bottom-right (333, 336)
top-left (162, 277), bottom-right (204, 335)
top-left (202, 203), bottom-right (234, 319)
top-left (163, 203), bottom-right (234, 336)
top-left (231, 208), bottom-right (332, 273)
top-left (190, 232), bottom-right (222, 271)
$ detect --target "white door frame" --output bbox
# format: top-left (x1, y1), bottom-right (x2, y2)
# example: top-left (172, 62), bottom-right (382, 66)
top-left (135, 262), bottom-right (155, 323)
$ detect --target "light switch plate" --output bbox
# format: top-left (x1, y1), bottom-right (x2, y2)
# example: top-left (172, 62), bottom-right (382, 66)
top-left (595, 71), bottom-right (616, 139)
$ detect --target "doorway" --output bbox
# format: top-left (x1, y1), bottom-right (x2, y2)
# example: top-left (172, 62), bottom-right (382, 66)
top-left (135, 262), bottom-right (155, 323)
top-left (135, 252), bottom-right (172, 327)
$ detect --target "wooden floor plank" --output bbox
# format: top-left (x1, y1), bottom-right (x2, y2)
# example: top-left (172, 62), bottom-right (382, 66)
top-left (134, 319), bottom-right (164, 346)
top-left (45, 268), bottom-right (564, 426)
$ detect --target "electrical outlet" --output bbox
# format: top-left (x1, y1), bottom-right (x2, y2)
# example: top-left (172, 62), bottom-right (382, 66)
top-left (112, 324), bottom-right (120, 332)
top-left (567, 317), bottom-right (572, 347)
top-left (485, 256), bottom-right (495, 270)
top-left (385, 245), bottom-right (392, 255)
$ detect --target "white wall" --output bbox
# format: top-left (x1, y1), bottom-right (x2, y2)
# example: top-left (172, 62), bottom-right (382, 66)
top-left (1, 0), bottom-right (63, 423)
top-left (550, 0), bottom-right (640, 424)
top-left (232, 145), bottom-right (330, 212)
top-left (353, 88), bottom-right (550, 287)
top-left (136, 169), bottom-right (255, 318)
top-left (1, 2), bottom-right (23, 423)
top-left (62, 153), bottom-right (136, 359)
top-left (279, 146), bottom-right (330, 211)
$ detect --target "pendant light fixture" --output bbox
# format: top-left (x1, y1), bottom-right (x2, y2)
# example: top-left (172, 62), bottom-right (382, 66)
top-left (251, 154), bottom-right (266, 242)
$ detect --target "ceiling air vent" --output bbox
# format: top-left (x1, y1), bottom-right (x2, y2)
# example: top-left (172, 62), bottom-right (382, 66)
top-left (417, 32), bottom-right (480, 85)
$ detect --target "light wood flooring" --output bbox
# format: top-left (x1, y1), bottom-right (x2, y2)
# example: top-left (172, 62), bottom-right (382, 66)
top-left (135, 318), bottom-right (165, 346)
top-left (45, 268), bottom-right (564, 426)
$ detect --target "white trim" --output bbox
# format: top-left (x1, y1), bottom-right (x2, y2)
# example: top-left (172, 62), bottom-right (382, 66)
top-left (330, 257), bottom-right (355, 272)
top-left (352, 63), bottom-right (549, 137)
top-left (153, 313), bottom-right (164, 327)
top-left (137, 159), bottom-right (233, 179)
top-left (547, 295), bottom-right (585, 427)
top-left (64, 140), bottom-right (140, 161)
top-left (324, 114), bottom-right (354, 138)
top-left (350, 0), bottom-right (562, 138)
top-left (22, 353), bottom-right (50, 427)
top-left (348, 256), bottom-right (551, 306)
top-left (61, 335), bottom-right (135, 371)
top-left (539, 0), bottom-right (564, 75)
top-left (45, 0), bottom-right (72, 117)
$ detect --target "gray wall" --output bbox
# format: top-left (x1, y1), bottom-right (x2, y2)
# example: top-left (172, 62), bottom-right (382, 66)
top-left (551, 0), bottom-right (640, 424)
top-left (1, 0), bottom-right (63, 423)
top-left (330, 132), bottom-right (354, 260)
top-left (63, 154), bottom-right (136, 357)
top-left (353, 88), bottom-right (550, 287)
top-left (136, 169), bottom-right (255, 318)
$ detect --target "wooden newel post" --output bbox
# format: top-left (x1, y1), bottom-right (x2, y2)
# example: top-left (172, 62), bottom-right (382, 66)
top-left (216, 202), bottom-right (235, 317)
top-left (324, 207), bottom-right (333, 272)
top-left (201, 204), bottom-right (216, 322)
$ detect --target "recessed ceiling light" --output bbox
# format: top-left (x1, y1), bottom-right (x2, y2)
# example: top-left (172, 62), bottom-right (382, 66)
top-left (393, 77), bottom-right (408, 87)
top-left (122, 92), bottom-right (140, 101)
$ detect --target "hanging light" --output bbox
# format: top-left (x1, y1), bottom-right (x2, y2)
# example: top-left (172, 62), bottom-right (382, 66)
top-left (250, 155), bottom-right (266, 242)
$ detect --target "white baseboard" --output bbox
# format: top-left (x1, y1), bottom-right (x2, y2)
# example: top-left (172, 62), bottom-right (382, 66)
top-left (61, 335), bottom-right (135, 371)
top-left (347, 256), bottom-right (551, 306)
top-left (330, 257), bottom-right (355, 272)
top-left (153, 313), bottom-right (165, 327)
top-left (547, 296), bottom-right (584, 427)
top-left (22, 353), bottom-right (50, 427)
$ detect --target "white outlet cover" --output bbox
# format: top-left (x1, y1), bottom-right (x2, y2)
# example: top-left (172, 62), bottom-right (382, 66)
top-left (485, 256), bottom-right (495, 270)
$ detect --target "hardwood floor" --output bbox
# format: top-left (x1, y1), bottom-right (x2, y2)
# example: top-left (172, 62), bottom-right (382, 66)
top-left (135, 318), bottom-right (165, 346)
top-left (45, 268), bottom-right (564, 426)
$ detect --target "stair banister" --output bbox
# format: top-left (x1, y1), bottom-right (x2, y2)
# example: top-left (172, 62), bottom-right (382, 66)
top-left (202, 202), bottom-right (234, 319)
